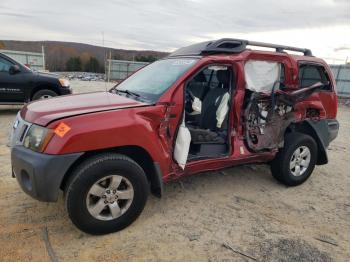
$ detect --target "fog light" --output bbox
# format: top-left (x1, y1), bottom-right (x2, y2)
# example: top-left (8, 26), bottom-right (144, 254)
top-left (21, 170), bottom-right (32, 191)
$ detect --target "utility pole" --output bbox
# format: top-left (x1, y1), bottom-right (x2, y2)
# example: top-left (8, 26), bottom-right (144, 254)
top-left (102, 31), bottom-right (107, 81)
top-left (42, 45), bottom-right (46, 71)
top-left (108, 50), bottom-right (112, 82)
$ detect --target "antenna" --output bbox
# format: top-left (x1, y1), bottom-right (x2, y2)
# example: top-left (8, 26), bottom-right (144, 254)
top-left (102, 31), bottom-right (108, 92)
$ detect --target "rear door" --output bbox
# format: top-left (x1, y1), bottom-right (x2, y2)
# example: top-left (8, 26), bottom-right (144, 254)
top-left (0, 55), bottom-right (26, 103)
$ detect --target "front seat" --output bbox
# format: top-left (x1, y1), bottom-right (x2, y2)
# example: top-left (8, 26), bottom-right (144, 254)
top-left (185, 71), bottom-right (207, 116)
top-left (189, 70), bottom-right (232, 144)
top-left (188, 71), bottom-right (207, 99)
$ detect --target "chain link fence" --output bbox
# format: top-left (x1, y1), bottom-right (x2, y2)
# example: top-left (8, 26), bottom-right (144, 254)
top-left (106, 59), bottom-right (149, 81)
top-left (330, 65), bottom-right (350, 98)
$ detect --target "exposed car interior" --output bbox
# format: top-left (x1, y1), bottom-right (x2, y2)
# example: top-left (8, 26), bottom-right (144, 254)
top-left (242, 60), bottom-right (326, 153)
top-left (183, 65), bottom-right (234, 160)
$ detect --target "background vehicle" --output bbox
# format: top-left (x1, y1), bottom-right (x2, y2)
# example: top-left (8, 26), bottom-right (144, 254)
top-left (0, 52), bottom-right (71, 103)
top-left (10, 39), bottom-right (339, 234)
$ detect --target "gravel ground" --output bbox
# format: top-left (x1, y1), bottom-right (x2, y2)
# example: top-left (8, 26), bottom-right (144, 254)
top-left (0, 80), bottom-right (349, 261)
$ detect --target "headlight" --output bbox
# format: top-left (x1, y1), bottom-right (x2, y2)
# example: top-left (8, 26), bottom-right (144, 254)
top-left (59, 78), bottom-right (70, 87)
top-left (23, 125), bottom-right (53, 152)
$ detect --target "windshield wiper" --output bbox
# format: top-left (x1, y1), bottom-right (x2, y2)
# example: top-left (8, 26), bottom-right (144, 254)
top-left (115, 89), bottom-right (140, 97)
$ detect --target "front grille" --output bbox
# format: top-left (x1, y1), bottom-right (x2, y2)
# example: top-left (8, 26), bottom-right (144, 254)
top-left (9, 113), bottom-right (31, 147)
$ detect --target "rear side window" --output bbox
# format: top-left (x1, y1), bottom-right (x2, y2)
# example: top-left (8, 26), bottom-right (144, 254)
top-left (298, 64), bottom-right (331, 90)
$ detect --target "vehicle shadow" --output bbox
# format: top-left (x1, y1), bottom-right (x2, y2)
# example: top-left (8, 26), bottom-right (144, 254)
top-left (0, 109), bottom-right (21, 115)
top-left (6, 164), bottom-right (276, 239)
top-left (0, 105), bottom-right (22, 115)
top-left (141, 163), bottom-right (278, 218)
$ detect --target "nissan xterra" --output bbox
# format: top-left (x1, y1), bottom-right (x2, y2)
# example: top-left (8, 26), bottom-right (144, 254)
top-left (10, 39), bottom-right (339, 234)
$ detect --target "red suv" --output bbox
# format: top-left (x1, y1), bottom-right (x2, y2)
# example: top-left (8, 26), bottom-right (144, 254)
top-left (10, 39), bottom-right (339, 234)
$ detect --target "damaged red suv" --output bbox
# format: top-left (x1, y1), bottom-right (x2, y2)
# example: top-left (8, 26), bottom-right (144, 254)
top-left (10, 39), bottom-right (339, 234)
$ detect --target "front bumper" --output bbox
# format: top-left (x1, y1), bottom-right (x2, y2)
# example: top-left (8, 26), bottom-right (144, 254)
top-left (305, 118), bottom-right (339, 165)
top-left (11, 146), bottom-right (82, 202)
top-left (327, 119), bottom-right (339, 144)
top-left (60, 86), bottom-right (72, 95)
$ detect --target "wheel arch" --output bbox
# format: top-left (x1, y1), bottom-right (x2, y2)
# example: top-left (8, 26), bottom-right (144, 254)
top-left (60, 145), bottom-right (164, 198)
top-left (285, 121), bottom-right (328, 165)
top-left (30, 84), bottom-right (60, 100)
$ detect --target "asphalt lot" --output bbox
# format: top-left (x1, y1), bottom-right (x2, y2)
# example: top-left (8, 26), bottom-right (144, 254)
top-left (0, 80), bottom-right (349, 261)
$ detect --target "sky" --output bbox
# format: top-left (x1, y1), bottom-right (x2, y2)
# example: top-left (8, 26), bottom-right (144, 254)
top-left (1, 0), bottom-right (350, 63)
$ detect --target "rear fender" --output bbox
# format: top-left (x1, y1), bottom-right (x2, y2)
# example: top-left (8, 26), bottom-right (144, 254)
top-left (291, 119), bottom-right (339, 165)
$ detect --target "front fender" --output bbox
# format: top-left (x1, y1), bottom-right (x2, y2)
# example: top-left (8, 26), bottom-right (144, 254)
top-left (45, 106), bottom-right (173, 176)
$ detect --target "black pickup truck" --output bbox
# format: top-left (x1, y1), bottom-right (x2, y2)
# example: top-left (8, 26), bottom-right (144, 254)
top-left (0, 52), bottom-right (72, 104)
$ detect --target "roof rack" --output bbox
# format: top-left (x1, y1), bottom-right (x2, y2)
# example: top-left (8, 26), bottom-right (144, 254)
top-left (169, 38), bottom-right (312, 57)
top-left (248, 39), bottom-right (312, 56)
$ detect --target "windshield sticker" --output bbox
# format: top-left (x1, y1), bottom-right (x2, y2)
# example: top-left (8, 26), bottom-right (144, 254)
top-left (208, 65), bottom-right (228, 71)
top-left (172, 60), bottom-right (195, 66)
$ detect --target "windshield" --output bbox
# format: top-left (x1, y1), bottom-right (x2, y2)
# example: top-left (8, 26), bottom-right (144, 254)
top-left (111, 58), bottom-right (198, 102)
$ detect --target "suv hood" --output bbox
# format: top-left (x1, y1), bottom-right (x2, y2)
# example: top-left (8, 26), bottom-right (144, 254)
top-left (21, 92), bottom-right (148, 126)
top-left (35, 71), bottom-right (59, 79)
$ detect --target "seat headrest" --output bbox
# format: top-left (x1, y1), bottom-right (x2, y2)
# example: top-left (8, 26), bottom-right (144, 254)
top-left (193, 71), bottom-right (207, 82)
top-left (216, 70), bottom-right (230, 84)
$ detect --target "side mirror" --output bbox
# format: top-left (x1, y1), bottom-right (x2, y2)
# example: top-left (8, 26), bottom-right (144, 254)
top-left (9, 65), bottom-right (21, 75)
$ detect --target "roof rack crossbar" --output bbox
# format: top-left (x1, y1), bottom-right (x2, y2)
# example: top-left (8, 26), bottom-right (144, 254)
top-left (246, 40), bottom-right (312, 56)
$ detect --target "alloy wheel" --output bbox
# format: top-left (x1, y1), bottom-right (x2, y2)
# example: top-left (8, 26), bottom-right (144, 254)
top-left (289, 146), bottom-right (311, 177)
top-left (86, 175), bottom-right (134, 221)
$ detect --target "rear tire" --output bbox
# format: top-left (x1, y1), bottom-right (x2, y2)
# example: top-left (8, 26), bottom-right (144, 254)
top-left (65, 153), bottom-right (149, 235)
top-left (271, 132), bottom-right (317, 186)
top-left (32, 89), bottom-right (58, 100)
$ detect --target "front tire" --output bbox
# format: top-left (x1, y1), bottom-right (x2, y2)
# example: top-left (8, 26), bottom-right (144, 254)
top-left (271, 132), bottom-right (317, 186)
top-left (65, 153), bottom-right (149, 235)
top-left (32, 89), bottom-right (58, 100)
